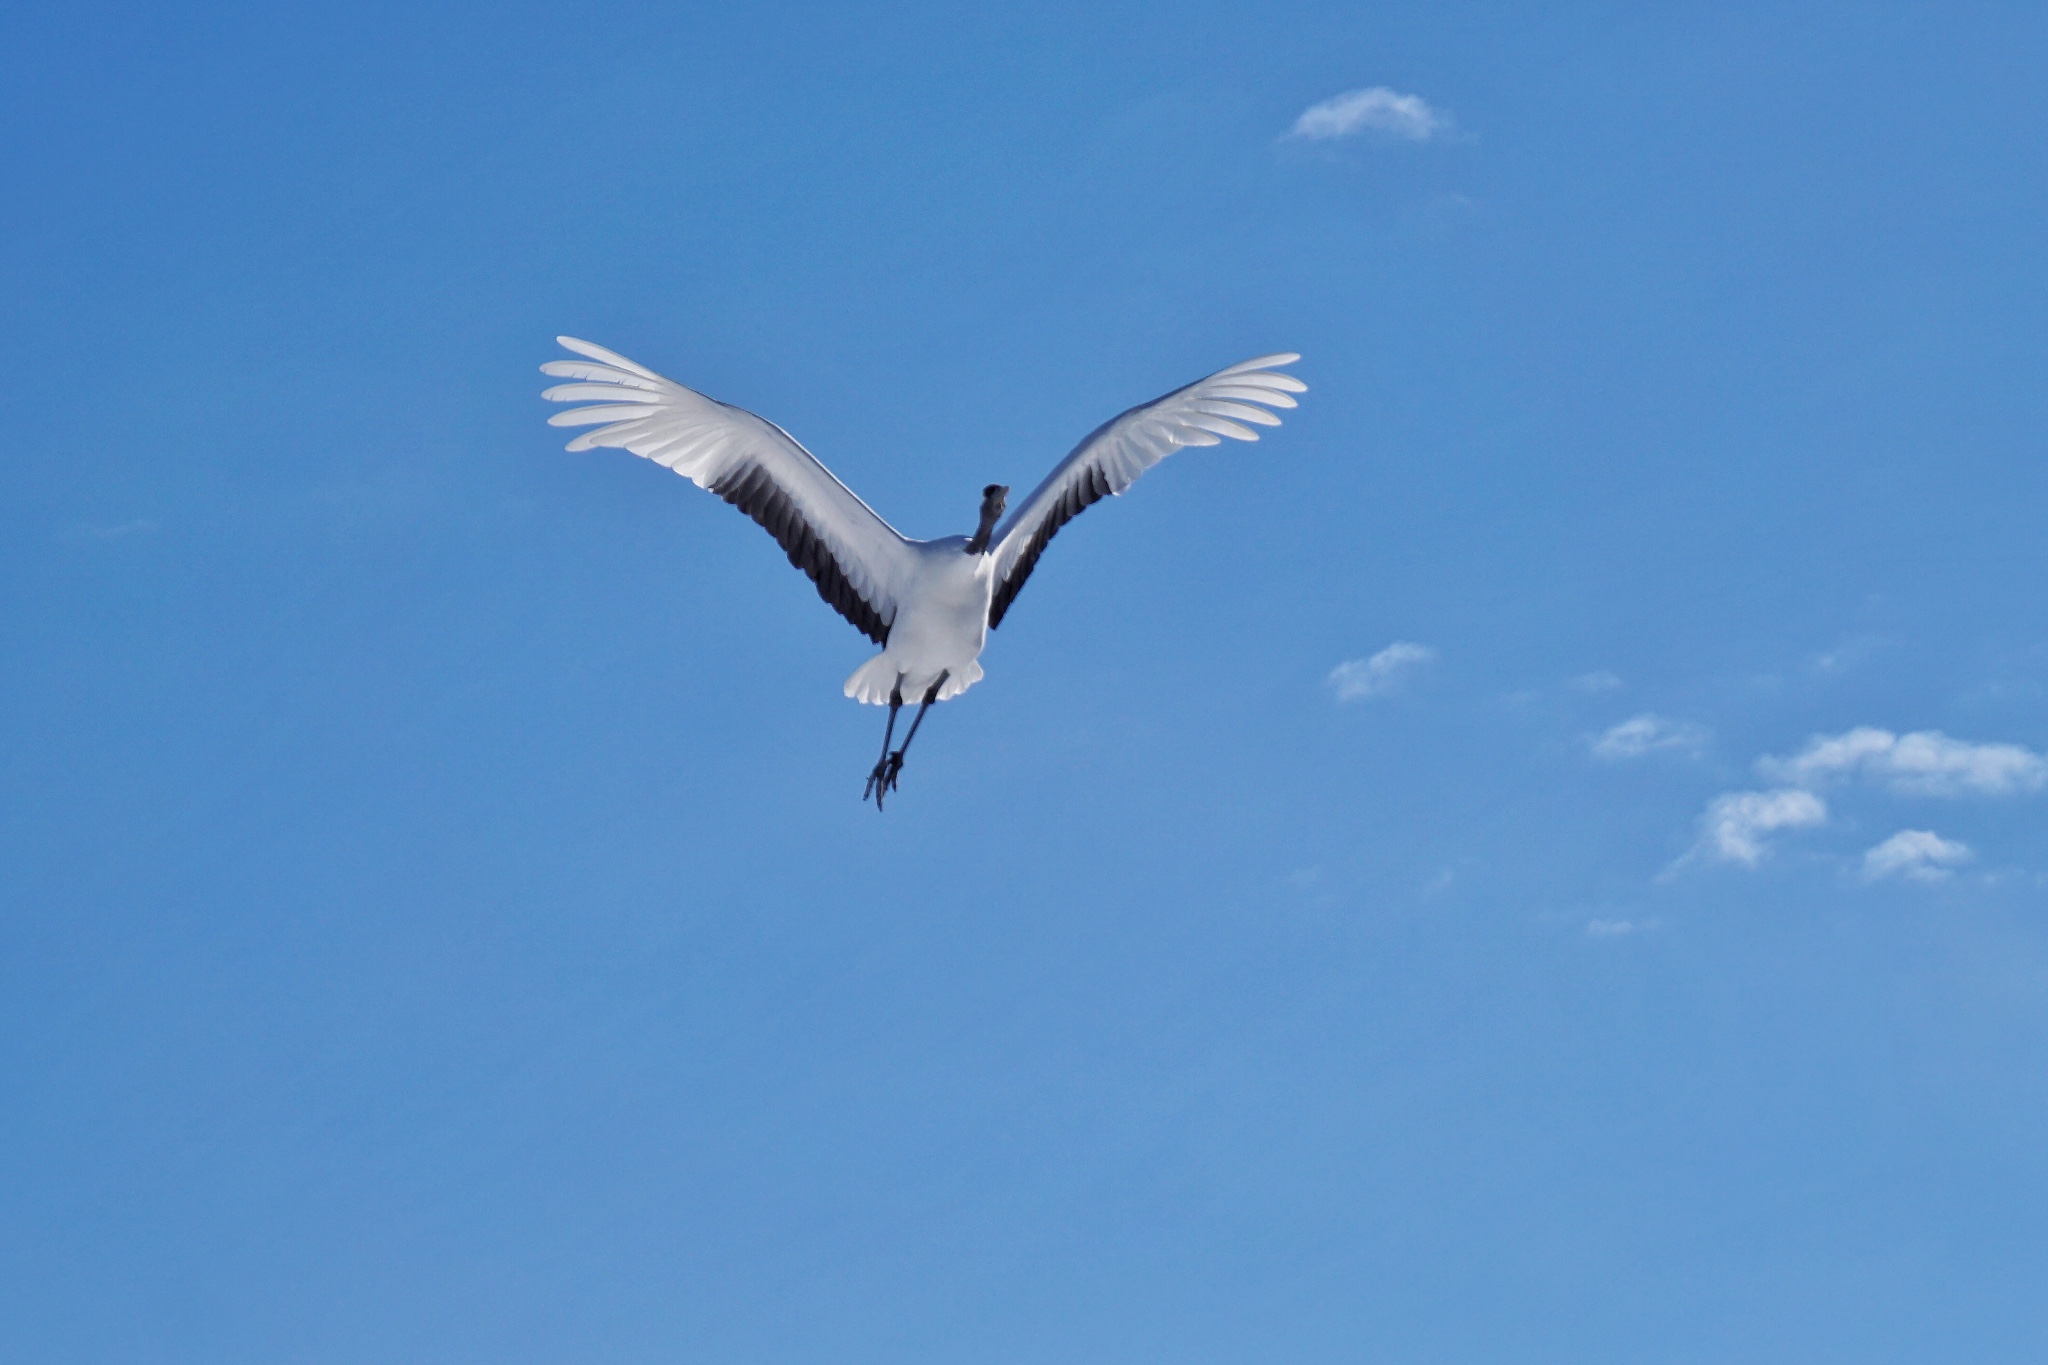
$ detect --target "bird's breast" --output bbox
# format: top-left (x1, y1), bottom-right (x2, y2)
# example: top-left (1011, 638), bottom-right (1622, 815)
top-left (888, 546), bottom-right (994, 664)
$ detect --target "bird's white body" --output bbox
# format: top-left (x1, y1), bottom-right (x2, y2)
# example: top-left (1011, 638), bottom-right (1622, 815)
top-left (842, 537), bottom-right (993, 705)
top-left (538, 335), bottom-right (1305, 792)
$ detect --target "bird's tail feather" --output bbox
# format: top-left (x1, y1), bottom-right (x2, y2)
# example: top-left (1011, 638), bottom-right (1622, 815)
top-left (843, 655), bottom-right (983, 705)
top-left (935, 662), bottom-right (983, 702)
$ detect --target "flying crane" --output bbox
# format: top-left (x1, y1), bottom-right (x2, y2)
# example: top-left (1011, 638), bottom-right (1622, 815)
top-left (542, 337), bottom-right (1306, 807)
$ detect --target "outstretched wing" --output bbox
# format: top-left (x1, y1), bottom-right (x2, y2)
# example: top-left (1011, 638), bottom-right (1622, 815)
top-left (541, 337), bottom-right (917, 645)
top-left (987, 354), bottom-right (1306, 628)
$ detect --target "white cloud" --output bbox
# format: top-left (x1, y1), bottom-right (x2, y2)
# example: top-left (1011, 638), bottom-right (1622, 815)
top-left (1861, 830), bottom-right (1973, 883)
top-left (1691, 788), bottom-right (1828, 867)
top-left (1328, 642), bottom-right (1437, 701)
top-left (1288, 87), bottom-right (1451, 142)
top-left (1569, 670), bottom-right (1624, 694)
top-left (1591, 713), bottom-right (1708, 761)
top-left (1759, 727), bottom-right (2048, 797)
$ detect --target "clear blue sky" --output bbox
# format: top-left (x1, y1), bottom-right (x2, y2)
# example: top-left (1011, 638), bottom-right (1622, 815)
top-left (5, 2), bottom-right (2047, 1360)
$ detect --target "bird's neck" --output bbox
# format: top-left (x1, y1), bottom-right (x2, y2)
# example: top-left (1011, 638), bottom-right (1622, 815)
top-left (965, 509), bottom-right (1000, 555)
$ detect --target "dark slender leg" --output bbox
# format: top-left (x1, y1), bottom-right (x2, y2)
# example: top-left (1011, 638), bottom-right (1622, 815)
top-left (880, 671), bottom-right (947, 796)
top-left (863, 679), bottom-right (905, 808)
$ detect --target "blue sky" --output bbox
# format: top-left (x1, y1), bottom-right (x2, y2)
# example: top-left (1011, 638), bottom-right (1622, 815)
top-left (5, 1), bottom-right (2048, 1359)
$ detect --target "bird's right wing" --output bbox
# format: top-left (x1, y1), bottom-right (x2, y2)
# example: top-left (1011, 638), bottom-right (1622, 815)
top-left (541, 337), bottom-right (917, 646)
top-left (986, 354), bottom-right (1306, 627)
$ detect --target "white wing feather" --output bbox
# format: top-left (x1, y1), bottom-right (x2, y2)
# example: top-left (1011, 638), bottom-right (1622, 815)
top-left (541, 337), bottom-right (917, 645)
top-left (986, 354), bottom-right (1306, 627)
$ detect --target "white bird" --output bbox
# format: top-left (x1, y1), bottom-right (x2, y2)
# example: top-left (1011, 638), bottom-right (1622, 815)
top-left (540, 337), bottom-right (1307, 807)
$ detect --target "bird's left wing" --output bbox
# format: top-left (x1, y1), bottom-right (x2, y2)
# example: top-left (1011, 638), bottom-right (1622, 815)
top-left (541, 337), bottom-right (918, 646)
top-left (987, 354), bottom-right (1306, 628)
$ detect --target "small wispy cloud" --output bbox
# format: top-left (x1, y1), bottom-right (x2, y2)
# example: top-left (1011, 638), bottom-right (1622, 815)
top-left (1861, 829), bottom-right (1973, 883)
top-left (1287, 87), bottom-right (1452, 142)
top-left (60, 518), bottom-right (159, 543)
top-left (1569, 670), bottom-right (1624, 694)
top-left (1759, 728), bottom-right (2047, 797)
top-left (1689, 788), bottom-right (1828, 867)
top-left (1328, 642), bottom-right (1437, 701)
top-left (1808, 638), bottom-right (1888, 675)
top-left (1591, 713), bottom-right (1709, 761)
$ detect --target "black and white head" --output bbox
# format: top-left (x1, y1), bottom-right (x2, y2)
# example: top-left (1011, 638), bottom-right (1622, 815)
top-left (966, 483), bottom-right (1008, 554)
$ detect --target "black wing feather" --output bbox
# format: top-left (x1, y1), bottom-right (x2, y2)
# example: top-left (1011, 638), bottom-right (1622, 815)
top-left (711, 461), bottom-right (892, 645)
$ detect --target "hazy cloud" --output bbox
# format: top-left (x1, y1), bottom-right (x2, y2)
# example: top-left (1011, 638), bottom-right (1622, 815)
top-left (1807, 637), bottom-right (1889, 676)
top-left (1862, 829), bottom-right (1973, 883)
top-left (1592, 713), bottom-right (1708, 761)
top-left (1569, 670), bottom-right (1624, 694)
top-left (1328, 642), bottom-right (1437, 701)
top-left (1759, 727), bottom-right (2047, 797)
top-left (1692, 788), bottom-right (1828, 867)
top-left (61, 518), bottom-right (159, 543)
top-left (1288, 87), bottom-right (1451, 142)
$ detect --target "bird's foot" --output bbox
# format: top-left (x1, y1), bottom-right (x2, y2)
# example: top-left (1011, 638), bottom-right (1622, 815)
top-left (882, 749), bottom-right (906, 794)
top-left (863, 756), bottom-right (892, 808)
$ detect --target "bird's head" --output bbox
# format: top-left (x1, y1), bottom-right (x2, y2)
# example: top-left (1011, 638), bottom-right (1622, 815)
top-left (966, 483), bottom-right (1008, 554)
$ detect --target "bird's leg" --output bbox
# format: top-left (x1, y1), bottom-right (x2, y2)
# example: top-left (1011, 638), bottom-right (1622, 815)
top-left (863, 679), bottom-right (905, 808)
top-left (881, 671), bottom-right (948, 795)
